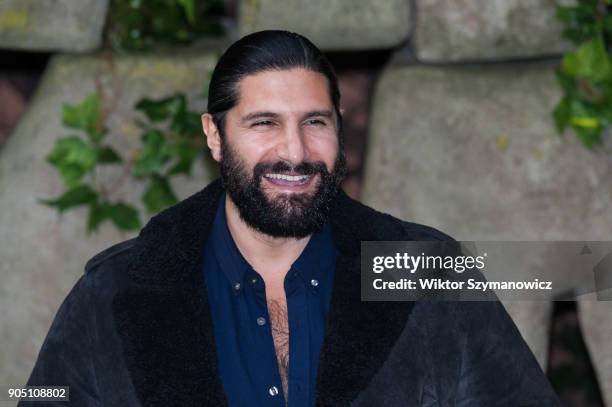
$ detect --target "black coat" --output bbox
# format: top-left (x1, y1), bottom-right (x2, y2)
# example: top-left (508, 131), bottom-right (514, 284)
top-left (20, 178), bottom-right (560, 406)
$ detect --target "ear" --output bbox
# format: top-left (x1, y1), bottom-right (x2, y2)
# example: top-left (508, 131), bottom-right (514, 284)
top-left (201, 113), bottom-right (222, 162)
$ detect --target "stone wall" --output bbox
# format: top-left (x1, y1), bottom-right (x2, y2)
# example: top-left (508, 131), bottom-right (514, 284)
top-left (2, 0), bottom-right (610, 404)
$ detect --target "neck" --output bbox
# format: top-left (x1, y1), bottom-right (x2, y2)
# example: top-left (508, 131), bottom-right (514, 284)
top-left (224, 194), bottom-right (311, 283)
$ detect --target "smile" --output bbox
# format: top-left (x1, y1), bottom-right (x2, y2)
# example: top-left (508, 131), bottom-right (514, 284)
top-left (263, 173), bottom-right (314, 187)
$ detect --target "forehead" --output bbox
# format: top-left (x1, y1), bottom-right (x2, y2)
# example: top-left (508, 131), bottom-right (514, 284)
top-left (234, 68), bottom-right (332, 114)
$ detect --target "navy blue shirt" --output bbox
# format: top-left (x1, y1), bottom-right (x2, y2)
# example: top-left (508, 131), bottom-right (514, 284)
top-left (202, 192), bottom-right (338, 406)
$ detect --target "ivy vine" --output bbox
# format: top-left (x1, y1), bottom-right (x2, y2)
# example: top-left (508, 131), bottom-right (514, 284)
top-left (107, 0), bottom-right (225, 51)
top-left (39, 0), bottom-right (222, 234)
top-left (40, 85), bottom-right (213, 233)
top-left (554, 0), bottom-right (612, 146)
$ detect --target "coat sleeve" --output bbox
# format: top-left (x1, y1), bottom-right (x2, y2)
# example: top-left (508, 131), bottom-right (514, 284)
top-left (454, 300), bottom-right (561, 406)
top-left (18, 273), bottom-right (101, 406)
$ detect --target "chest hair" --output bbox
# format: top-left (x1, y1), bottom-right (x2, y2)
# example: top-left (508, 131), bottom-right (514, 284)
top-left (267, 297), bottom-right (289, 403)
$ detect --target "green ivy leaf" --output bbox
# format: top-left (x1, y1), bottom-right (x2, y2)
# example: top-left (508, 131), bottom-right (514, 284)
top-left (47, 136), bottom-right (98, 187)
top-left (555, 69), bottom-right (579, 98)
top-left (604, 15), bottom-right (612, 31)
top-left (87, 200), bottom-right (111, 233)
top-left (133, 129), bottom-right (171, 177)
top-left (96, 145), bottom-right (122, 164)
top-left (572, 125), bottom-right (602, 147)
top-left (171, 110), bottom-right (202, 135)
top-left (553, 97), bottom-right (571, 133)
top-left (142, 175), bottom-right (178, 213)
top-left (108, 202), bottom-right (141, 231)
top-left (63, 94), bottom-right (106, 143)
top-left (557, 6), bottom-right (578, 24)
top-left (39, 184), bottom-right (98, 213)
top-left (177, 0), bottom-right (196, 24)
top-left (573, 36), bottom-right (611, 83)
top-left (566, 99), bottom-right (603, 147)
top-left (597, 98), bottom-right (612, 126)
top-left (136, 95), bottom-right (184, 122)
top-left (571, 116), bottom-right (600, 128)
top-left (168, 141), bottom-right (201, 176)
top-left (562, 53), bottom-right (578, 76)
top-left (569, 97), bottom-right (597, 117)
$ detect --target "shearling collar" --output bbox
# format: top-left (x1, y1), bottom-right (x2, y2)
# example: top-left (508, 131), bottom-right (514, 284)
top-left (112, 178), bottom-right (415, 406)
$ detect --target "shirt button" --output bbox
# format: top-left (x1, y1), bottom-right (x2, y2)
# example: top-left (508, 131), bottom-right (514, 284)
top-left (311, 279), bottom-right (319, 287)
top-left (269, 386), bottom-right (279, 396)
top-left (251, 277), bottom-right (258, 284)
top-left (257, 316), bottom-right (266, 326)
top-left (233, 282), bottom-right (241, 291)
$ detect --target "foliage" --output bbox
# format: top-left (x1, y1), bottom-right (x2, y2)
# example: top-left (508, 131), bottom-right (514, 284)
top-left (554, 0), bottom-right (612, 147)
top-left (40, 0), bottom-right (221, 234)
top-left (107, 0), bottom-right (225, 50)
top-left (133, 93), bottom-right (206, 213)
top-left (40, 91), bottom-right (209, 234)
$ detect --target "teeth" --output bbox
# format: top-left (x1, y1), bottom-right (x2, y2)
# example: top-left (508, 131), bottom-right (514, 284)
top-left (265, 173), bottom-right (311, 181)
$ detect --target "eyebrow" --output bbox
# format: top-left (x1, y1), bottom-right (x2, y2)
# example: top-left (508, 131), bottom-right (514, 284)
top-left (240, 111), bottom-right (279, 123)
top-left (240, 110), bottom-right (334, 124)
top-left (304, 110), bottom-right (333, 120)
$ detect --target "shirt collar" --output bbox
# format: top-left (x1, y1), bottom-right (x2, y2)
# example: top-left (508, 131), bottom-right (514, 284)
top-left (210, 192), bottom-right (250, 289)
top-left (210, 192), bottom-right (336, 289)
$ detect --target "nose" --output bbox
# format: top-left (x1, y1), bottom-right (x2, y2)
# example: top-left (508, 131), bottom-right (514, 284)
top-left (276, 123), bottom-right (309, 164)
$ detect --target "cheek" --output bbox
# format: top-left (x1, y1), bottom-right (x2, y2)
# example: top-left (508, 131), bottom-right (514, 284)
top-left (232, 136), bottom-right (271, 168)
top-left (307, 133), bottom-right (339, 166)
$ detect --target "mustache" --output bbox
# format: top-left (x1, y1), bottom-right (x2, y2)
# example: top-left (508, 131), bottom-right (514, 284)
top-left (253, 161), bottom-right (329, 177)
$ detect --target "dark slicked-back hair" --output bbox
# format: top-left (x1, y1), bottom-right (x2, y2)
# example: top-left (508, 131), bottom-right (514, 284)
top-left (206, 30), bottom-right (343, 143)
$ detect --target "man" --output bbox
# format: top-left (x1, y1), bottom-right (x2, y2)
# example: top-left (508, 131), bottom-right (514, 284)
top-left (21, 30), bottom-right (559, 406)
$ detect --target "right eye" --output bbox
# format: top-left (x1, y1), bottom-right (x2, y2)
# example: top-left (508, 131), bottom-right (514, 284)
top-left (252, 120), bottom-right (274, 127)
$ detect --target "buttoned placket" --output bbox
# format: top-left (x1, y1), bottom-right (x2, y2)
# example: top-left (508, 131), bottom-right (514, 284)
top-left (241, 267), bottom-right (286, 405)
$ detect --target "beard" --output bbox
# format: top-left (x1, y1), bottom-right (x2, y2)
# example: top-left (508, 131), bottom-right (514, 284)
top-left (219, 139), bottom-right (346, 238)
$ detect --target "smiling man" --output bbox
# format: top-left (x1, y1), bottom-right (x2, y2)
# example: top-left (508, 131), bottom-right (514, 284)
top-left (198, 39), bottom-right (348, 406)
top-left (21, 30), bottom-right (559, 406)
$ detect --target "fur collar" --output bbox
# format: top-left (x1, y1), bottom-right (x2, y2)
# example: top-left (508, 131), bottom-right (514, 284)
top-left (112, 178), bottom-right (415, 406)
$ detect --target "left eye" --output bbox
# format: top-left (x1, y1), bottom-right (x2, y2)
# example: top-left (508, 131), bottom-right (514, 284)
top-left (306, 119), bottom-right (325, 126)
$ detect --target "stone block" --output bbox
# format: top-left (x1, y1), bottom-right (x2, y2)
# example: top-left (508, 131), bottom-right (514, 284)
top-left (415, 0), bottom-right (573, 62)
top-left (0, 0), bottom-right (109, 52)
top-left (239, 0), bottom-right (411, 51)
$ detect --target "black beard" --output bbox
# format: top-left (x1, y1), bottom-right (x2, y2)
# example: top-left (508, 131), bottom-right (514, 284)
top-left (219, 140), bottom-right (346, 238)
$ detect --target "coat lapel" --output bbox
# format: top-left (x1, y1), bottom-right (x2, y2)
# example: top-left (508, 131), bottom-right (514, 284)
top-left (112, 179), bottom-right (227, 406)
top-left (316, 193), bottom-right (416, 405)
top-left (112, 178), bottom-right (416, 406)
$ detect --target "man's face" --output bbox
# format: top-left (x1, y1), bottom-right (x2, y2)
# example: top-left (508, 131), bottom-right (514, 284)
top-left (212, 68), bottom-right (346, 238)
